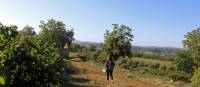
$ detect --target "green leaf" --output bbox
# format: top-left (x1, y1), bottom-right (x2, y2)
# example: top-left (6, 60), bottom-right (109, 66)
top-left (0, 76), bottom-right (5, 85)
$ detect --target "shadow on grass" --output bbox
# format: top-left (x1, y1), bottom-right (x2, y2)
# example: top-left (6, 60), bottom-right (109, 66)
top-left (64, 75), bottom-right (92, 87)
top-left (64, 61), bottom-right (93, 87)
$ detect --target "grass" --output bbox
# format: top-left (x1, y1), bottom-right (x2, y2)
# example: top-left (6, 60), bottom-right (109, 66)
top-left (67, 53), bottom-right (191, 87)
top-left (69, 52), bottom-right (79, 58)
top-left (132, 57), bottom-right (172, 66)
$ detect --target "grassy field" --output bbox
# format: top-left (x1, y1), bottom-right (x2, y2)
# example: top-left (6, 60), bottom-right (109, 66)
top-left (69, 52), bottom-right (79, 58)
top-left (132, 57), bottom-right (172, 66)
top-left (65, 57), bottom-right (191, 87)
top-left (67, 53), bottom-right (192, 87)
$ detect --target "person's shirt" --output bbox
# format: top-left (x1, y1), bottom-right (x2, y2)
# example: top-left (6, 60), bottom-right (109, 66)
top-left (106, 60), bottom-right (115, 70)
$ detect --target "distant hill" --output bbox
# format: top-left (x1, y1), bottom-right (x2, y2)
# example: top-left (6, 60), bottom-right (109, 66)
top-left (132, 46), bottom-right (183, 54)
top-left (72, 40), bottom-right (102, 47)
top-left (73, 40), bottom-right (184, 54)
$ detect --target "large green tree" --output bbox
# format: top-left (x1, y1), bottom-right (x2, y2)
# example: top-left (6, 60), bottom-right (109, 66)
top-left (39, 19), bottom-right (74, 48)
top-left (0, 23), bottom-right (18, 51)
top-left (19, 25), bottom-right (36, 36)
top-left (102, 24), bottom-right (133, 60)
top-left (174, 28), bottom-right (200, 85)
top-left (0, 23), bottom-right (64, 86)
top-left (183, 28), bottom-right (200, 66)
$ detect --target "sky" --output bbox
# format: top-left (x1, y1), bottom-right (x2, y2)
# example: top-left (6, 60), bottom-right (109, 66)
top-left (0, 0), bottom-right (200, 48)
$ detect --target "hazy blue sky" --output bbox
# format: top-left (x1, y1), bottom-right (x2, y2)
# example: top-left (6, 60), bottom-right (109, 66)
top-left (0, 0), bottom-right (200, 48)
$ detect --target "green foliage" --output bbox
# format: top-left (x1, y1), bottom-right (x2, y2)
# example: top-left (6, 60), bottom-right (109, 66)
top-left (0, 24), bottom-right (18, 68)
top-left (87, 51), bottom-right (101, 62)
top-left (0, 24), bottom-right (18, 51)
top-left (116, 57), bottom-right (139, 69)
top-left (3, 36), bottom-right (64, 86)
top-left (168, 71), bottom-right (191, 82)
top-left (69, 44), bottom-right (82, 52)
top-left (102, 24), bottom-right (133, 60)
top-left (149, 63), bottom-right (160, 69)
top-left (191, 67), bottom-right (200, 86)
top-left (183, 28), bottom-right (200, 66)
top-left (87, 45), bottom-right (96, 51)
top-left (0, 24), bottom-right (65, 86)
top-left (174, 51), bottom-right (195, 73)
top-left (183, 28), bottom-right (200, 50)
top-left (137, 62), bottom-right (147, 67)
top-left (39, 19), bottom-right (74, 48)
top-left (132, 51), bottom-right (144, 57)
top-left (171, 28), bottom-right (200, 83)
top-left (160, 65), bottom-right (167, 70)
top-left (19, 25), bottom-right (36, 36)
top-left (0, 75), bottom-right (5, 86)
top-left (132, 50), bottom-right (174, 61)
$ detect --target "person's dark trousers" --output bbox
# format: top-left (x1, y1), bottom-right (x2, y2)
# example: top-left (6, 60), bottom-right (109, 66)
top-left (107, 70), bottom-right (113, 80)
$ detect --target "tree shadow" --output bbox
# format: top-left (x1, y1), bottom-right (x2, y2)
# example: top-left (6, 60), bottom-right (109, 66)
top-left (64, 61), bottom-right (93, 87)
top-left (64, 73), bottom-right (94, 87)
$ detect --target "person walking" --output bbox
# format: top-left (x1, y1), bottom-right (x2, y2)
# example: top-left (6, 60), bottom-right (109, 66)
top-left (105, 53), bottom-right (115, 83)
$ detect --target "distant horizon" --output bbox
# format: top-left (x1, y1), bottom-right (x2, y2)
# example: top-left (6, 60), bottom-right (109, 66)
top-left (1, 0), bottom-right (200, 48)
top-left (73, 39), bottom-right (184, 48)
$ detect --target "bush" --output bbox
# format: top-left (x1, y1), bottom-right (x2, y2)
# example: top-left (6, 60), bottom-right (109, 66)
top-left (191, 67), bottom-right (200, 86)
top-left (168, 66), bottom-right (176, 71)
top-left (174, 51), bottom-right (195, 73)
top-left (126, 60), bottom-right (139, 69)
top-left (160, 65), bottom-right (167, 70)
top-left (149, 63), bottom-right (160, 69)
top-left (87, 51), bottom-right (99, 61)
top-left (154, 63), bottom-right (160, 69)
top-left (137, 62), bottom-right (146, 67)
top-left (1, 36), bottom-right (64, 86)
top-left (116, 57), bottom-right (139, 69)
top-left (168, 71), bottom-right (191, 82)
top-left (115, 57), bottom-right (128, 67)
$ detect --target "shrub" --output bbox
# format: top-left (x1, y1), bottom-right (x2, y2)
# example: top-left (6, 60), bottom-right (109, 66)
top-left (168, 66), bottom-right (175, 71)
top-left (174, 51), bottom-right (195, 73)
top-left (168, 71), bottom-right (191, 82)
top-left (87, 52), bottom-right (97, 60)
top-left (154, 63), bottom-right (160, 69)
top-left (116, 57), bottom-right (139, 69)
top-left (137, 62), bottom-right (146, 67)
top-left (116, 57), bottom-right (129, 67)
top-left (149, 63), bottom-right (160, 69)
top-left (191, 67), bottom-right (200, 86)
top-left (127, 60), bottom-right (139, 69)
top-left (160, 65), bottom-right (167, 70)
top-left (1, 36), bottom-right (64, 86)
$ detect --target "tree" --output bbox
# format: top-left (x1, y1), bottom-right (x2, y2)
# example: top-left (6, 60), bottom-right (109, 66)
top-left (102, 24), bottom-right (133, 60)
top-left (19, 25), bottom-right (36, 36)
top-left (0, 23), bottom-right (64, 86)
top-left (174, 51), bottom-right (195, 73)
top-left (88, 45), bottom-right (96, 51)
top-left (39, 19), bottom-right (74, 48)
top-left (0, 23), bottom-right (18, 86)
top-left (183, 28), bottom-right (200, 66)
top-left (0, 23), bottom-right (18, 50)
top-left (175, 28), bottom-right (200, 83)
top-left (183, 28), bottom-right (200, 50)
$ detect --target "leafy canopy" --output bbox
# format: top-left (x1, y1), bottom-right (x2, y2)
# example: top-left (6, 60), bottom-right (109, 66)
top-left (39, 19), bottom-right (74, 48)
top-left (102, 24), bottom-right (133, 60)
top-left (0, 23), bottom-right (65, 87)
top-left (19, 25), bottom-right (36, 36)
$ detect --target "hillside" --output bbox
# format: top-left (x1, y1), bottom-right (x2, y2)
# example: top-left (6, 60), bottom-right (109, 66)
top-left (72, 40), bottom-right (184, 54)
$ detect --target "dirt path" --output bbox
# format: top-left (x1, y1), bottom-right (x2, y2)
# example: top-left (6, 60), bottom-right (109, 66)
top-left (65, 58), bottom-right (161, 87)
